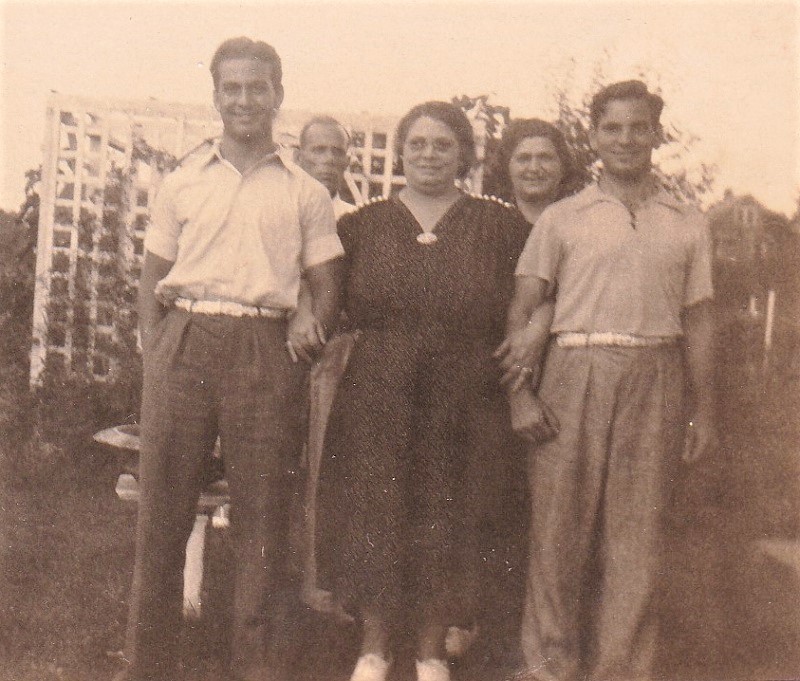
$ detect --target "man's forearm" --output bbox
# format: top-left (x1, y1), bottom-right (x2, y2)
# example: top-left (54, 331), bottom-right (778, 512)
top-left (506, 276), bottom-right (549, 335)
top-left (682, 300), bottom-right (716, 418)
top-left (295, 277), bottom-right (313, 319)
top-left (524, 301), bottom-right (555, 362)
top-left (305, 257), bottom-right (344, 335)
top-left (506, 289), bottom-right (536, 336)
top-left (497, 276), bottom-right (553, 392)
top-left (138, 250), bottom-right (174, 349)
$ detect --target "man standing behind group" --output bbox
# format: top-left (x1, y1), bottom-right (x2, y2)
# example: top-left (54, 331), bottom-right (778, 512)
top-left (297, 115), bottom-right (358, 219)
top-left (503, 80), bottom-right (717, 681)
top-left (119, 38), bottom-right (343, 681)
top-left (294, 115), bottom-right (359, 617)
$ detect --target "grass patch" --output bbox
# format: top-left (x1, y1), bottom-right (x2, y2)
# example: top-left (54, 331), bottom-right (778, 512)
top-left (0, 441), bottom-right (136, 681)
top-left (1, 352), bottom-right (798, 681)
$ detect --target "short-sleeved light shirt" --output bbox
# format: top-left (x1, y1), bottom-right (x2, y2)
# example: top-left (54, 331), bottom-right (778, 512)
top-left (332, 194), bottom-right (358, 219)
top-left (145, 142), bottom-right (344, 309)
top-left (515, 183), bottom-right (713, 337)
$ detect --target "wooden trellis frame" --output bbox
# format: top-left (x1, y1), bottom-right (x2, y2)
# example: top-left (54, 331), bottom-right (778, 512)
top-left (30, 94), bottom-right (407, 384)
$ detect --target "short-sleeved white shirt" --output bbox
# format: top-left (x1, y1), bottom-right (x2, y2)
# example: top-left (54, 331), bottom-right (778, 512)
top-left (332, 194), bottom-right (358, 219)
top-left (515, 183), bottom-right (713, 337)
top-left (144, 142), bottom-right (344, 309)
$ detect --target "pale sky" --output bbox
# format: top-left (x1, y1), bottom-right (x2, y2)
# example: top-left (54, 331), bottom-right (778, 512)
top-left (1, 0), bottom-right (798, 214)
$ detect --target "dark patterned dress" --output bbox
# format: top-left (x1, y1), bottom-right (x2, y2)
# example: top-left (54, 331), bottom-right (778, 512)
top-left (316, 194), bottom-right (529, 624)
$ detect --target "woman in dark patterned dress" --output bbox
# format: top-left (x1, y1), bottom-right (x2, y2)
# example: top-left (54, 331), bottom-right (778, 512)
top-left (315, 101), bottom-right (530, 681)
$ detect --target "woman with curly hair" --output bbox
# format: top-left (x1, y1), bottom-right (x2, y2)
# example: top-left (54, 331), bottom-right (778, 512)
top-left (485, 117), bottom-right (580, 228)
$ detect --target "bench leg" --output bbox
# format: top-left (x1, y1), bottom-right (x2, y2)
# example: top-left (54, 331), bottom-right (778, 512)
top-left (183, 513), bottom-right (208, 619)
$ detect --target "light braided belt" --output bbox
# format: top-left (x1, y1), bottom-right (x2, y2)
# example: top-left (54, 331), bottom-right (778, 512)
top-left (174, 297), bottom-right (290, 319)
top-left (556, 332), bottom-right (677, 348)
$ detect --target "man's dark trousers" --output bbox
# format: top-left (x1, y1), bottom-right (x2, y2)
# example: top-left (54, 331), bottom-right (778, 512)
top-left (124, 308), bottom-right (305, 680)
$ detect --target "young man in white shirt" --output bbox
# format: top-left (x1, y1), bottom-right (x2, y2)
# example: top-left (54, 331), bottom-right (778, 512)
top-left (119, 37), bottom-right (343, 681)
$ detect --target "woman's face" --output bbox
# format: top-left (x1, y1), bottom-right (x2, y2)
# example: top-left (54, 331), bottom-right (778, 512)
top-left (508, 136), bottom-right (564, 204)
top-left (401, 116), bottom-right (462, 195)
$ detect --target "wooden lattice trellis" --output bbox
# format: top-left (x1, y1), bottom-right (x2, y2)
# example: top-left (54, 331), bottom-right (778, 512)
top-left (30, 93), bottom-right (411, 384)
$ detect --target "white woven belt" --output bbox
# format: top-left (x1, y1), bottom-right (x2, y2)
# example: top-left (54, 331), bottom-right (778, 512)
top-left (174, 297), bottom-right (289, 319)
top-left (556, 332), bottom-right (677, 348)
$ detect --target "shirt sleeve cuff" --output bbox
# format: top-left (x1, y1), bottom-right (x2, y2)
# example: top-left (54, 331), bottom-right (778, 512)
top-left (143, 231), bottom-right (179, 262)
top-left (302, 233), bottom-right (345, 270)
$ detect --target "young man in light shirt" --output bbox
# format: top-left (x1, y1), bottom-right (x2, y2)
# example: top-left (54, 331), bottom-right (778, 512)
top-left (501, 80), bottom-right (717, 681)
top-left (118, 37), bottom-right (343, 681)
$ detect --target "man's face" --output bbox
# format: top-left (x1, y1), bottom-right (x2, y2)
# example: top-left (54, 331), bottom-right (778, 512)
top-left (297, 123), bottom-right (350, 196)
top-left (213, 58), bottom-right (284, 143)
top-left (589, 98), bottom-right (659, 181)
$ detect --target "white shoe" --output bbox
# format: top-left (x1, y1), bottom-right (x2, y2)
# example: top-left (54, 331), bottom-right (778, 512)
top-left (350, 653), bottom-right (390, 681)
top-left (415, 658), bottom-right (450, 681)
top-left (444, 623), bottom-right (479, 658)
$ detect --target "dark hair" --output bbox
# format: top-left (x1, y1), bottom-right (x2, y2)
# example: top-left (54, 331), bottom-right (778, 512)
top-left (299, 115), bottom-right (351, 148)
top-left (394, 101), bottom-right (476, 179)
top-left (210, 37), bottom-right (283, 91)
top-left (483, 118), bottom-right (579, 203)
top-left (589, 80), bottom-right (664, 128)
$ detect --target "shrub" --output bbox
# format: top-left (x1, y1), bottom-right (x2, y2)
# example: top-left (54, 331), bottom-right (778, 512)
top-left (1, 139), bottom-right (176, 477)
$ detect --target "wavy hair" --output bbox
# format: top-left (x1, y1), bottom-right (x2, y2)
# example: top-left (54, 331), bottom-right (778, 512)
top-left (483, 118), bottom-right (579, 203)
top-left (589, 80), bottom-right (664, 128)
top-left (210, 37), bottom-right (283, 92)
top-left (394, 101), bottom-right (476, 180)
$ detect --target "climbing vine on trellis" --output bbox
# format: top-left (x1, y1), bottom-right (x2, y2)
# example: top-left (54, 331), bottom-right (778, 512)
top-left (36, 137), bottom-right (178, 447)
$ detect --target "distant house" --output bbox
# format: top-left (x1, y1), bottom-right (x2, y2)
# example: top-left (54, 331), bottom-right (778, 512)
top-left (706, 190), bottom-right (799, 373)
top-left (705, 190), bottom-right (797, 303)
top-left (707, 191), bottom-right (772, 309)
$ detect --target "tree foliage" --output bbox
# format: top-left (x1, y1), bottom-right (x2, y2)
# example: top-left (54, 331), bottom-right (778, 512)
top-left (0, 170), bottom-right (41, 442)
top-left (35, 139), bottom-right (179, 449)
top-left (451, 94), bottom-right (510, 141)
top-left (455, 73), bottom-right (717, 205)
top-left (0, 139), bottom-right (179, 458)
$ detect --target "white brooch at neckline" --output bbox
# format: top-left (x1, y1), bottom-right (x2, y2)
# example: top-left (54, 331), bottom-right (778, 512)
top-left (416, 232), bottom-right (438, 245)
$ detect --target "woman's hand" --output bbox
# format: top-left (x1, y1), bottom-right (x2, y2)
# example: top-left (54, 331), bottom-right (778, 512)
top-left (508, 386), bottom-right (560, 444)
top-left (494, 324), bottom-right (545, 392)
top-left (496, 299), bottom-right (554, 391)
